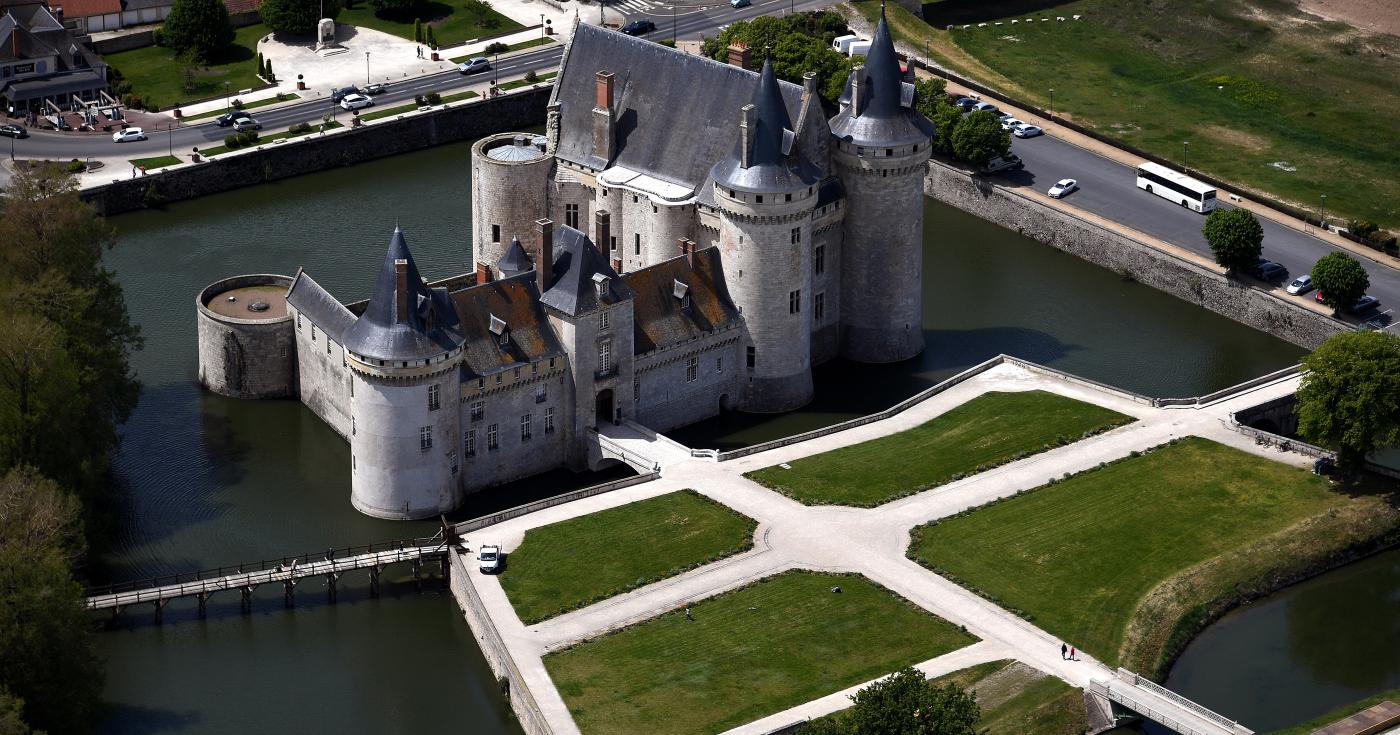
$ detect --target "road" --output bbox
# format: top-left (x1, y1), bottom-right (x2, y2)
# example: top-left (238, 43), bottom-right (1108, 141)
top-left (1000, 132), bottom-right (1396, 326)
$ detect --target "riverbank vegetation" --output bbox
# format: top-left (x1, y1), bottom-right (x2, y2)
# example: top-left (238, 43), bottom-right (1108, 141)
top-left (1297, 330), bottom-right (1400, 468)
top-left (544, 571), bottom-right (977, 735)
top-left (0, 164), bottom-right (144, 732)
top-left (499, 489), bottom-right (756, 624)
top-left (746, 390), bottom-right (1133, 507)
top-left (911, 437), bottom-right (1400, 677)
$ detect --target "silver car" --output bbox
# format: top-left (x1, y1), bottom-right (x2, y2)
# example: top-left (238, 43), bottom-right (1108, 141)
top-left (1048, 178), bottom-right (1078, 198)
top-left (1286, 274), bottom-right (1313, 295)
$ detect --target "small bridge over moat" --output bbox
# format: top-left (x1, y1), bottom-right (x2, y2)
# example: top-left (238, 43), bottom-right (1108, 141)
top-left (1091, 668), bottom-right (1254, 735)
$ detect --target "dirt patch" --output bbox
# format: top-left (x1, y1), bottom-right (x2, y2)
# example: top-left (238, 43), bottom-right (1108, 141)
top-left (1297, 0), bottom-right (1400, 37)
top-left (968, 661), bottom-right (1044, 709)
top-left (1202, 123), bottom-right (1271, 152)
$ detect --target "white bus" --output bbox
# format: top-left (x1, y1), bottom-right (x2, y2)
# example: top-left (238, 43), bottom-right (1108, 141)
top-left (1135, 161), bottom-right (1217, 213)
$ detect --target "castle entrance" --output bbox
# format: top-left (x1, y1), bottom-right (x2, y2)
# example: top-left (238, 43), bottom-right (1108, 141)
top-left (595, 389), bottom-right (614, 425)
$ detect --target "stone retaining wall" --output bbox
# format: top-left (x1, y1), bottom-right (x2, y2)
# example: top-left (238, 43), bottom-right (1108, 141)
top-left (923, 161), bottom-right (1348, 350)
top-left (81, 87), bottom-right (552, 216)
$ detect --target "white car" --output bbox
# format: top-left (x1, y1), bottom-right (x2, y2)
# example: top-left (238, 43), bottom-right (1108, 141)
top-left (340, 93), bottom-right (374, 111)
top-left (1013, 124), bottom-right (1043, 138)
top-left (1286, 274), bottom-right (1313, 295)
top-left (478, 544), bottom-right (501, 574)
top-left (971, 101), bottom-right (999, 114)
top-left (112, 127), bottom-right (146, 143)
top-left (1047, 178), bottom-right (1078, 198)
top-left (1000, 117), bottom-right (1024, 131)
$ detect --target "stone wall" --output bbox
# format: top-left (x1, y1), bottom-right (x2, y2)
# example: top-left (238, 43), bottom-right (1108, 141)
top-left (196, 275), bottom-right (296, 399)
top-left (924, 161), bottom-right (1348, 350)
top-left (288, 305), bottom-right (352, 438)
top-left (634, 330), bottom-right (742, 432)
top-left (460, 362), bottom-right (570, 492)
top-left (82, 87), bottom-right (552, 216)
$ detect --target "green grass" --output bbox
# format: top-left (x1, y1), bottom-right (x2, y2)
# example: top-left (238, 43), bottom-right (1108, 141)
top-left (449, 35), bottom-right (555, 63)
top-left (358, 90), bottom-right (477, 121)
top-left (105, 24), bottom-right (269, 110)
top-left (337, 1), bottom-right (521, 47)
top-left (499, 489), bottom-right (757, 624)
top-left (1269, 686), bottom-right (1400, 735)
top-left (200, 121), bottom-right (343, 157)
top-left (745, 390), bottom-right (1133, 507)
top-left (127, 155), bottom-right (182, 169)
top-left (858, 0), bottom-right (1400, 227)
top-left (499, 70), bottom-right (557, 91)
top-left (911, 437), bottom-right (1343, 666)
top-left (544, 571), bottom-right (977, 735)
top-left (182, 93), bottom-right (300, 122)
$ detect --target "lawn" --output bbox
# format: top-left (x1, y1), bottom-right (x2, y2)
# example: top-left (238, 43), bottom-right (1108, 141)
top-left (853, 0), bottom-right (1400, 228)
top-left (105, 24), bottom-right (268, 110)
top-left (359, 89), bottom-right (477, 121)
top-left (499, 70), bottom-right (556, 91)
top-left (544, 571), bottom-right (978, 735)
top-left (499, 490), bottom-right (755, 624)
top-left (200, 121), bottom-right (343, 156)
top-left (911, 437), bottom-right (1343, 667)
top-left (448, 36), bottom-right (554, 63)
top-left (745, 390), bottom-right (1133, 507)
top-left (182, 92), bottom-right (300, 122)
top-left (338, 0), bottom-right (521, 47)
top-left (127, 155), bottom-right (182, 169)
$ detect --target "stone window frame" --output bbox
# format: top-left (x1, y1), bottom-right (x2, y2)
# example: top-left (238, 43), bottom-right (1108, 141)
top-left (428, 384), bottom-right (440, 411)
top-left (789, 289), bottom-right (801, 314)
top-left (544, 406), bottom-right (555, 434)
top-left (791, 227), bottom-right (801, 245)
top-left (599, 309), bottom-right (610, 331)
top-left (815, 292), bottom-right (825, 323)
top-left (599, 339), bottom-right (613, 373)
top-left (535, 384), bottom-right (548, 403)
top-left (565, 203), bottom-right (579, 229)
top-left (470, 400), bottom-right (484, 421)
top-left (487, 423), bottom-right (499, 450)
top-left (465, 430), bottom-right (476, 459)
top-left (520, 413), bottom-right (532, 441)
top-left (814, 244), bottom-right (825, 276)
top-left (419, 425), bottom-right (433, 452)
top-left (685, 356), bottom-right (698, 383)
top-left (716, 355), bottom-right (723, 373)
top-left (747, 346), bottom-right (756, 368)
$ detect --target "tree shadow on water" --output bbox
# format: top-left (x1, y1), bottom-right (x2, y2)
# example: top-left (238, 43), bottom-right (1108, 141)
top-left (100, 703), bottom-right (202, 734)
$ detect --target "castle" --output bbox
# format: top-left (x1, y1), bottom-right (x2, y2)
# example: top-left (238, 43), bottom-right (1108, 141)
top-left (196, 10), bottom-right (932, 519)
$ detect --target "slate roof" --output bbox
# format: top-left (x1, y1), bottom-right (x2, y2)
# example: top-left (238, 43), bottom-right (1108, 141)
top-left (341, 228), bottom-right (466, 361)
top-left (498, 236), bottom-right (533, 277)
top-left (552, 22), bottom-right (811, 194)
top-left (829, 7), bottom-right (933, 147)
top-left (623, 246), bottom-right (740, 355)
top-left (710, 58), bottom-right (821, 195)
top-left (539, 224), bottom-right (634, 317)
top-left (286, 269), bottom-right (356, 341)
top-left (448, 273), bottom-right (565, 380)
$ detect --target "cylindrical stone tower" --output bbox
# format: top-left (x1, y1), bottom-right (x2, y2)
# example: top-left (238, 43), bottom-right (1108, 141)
top-left (196, 274), bottom-right (296, 399)
top-left (471, 133), bottom-right (552, 274)
top-left (830, 9), bottom-right (933, 364)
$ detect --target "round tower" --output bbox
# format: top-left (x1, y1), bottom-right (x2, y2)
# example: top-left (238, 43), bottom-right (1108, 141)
top-left (829, 9), bottom-right (933, 363)
top-left (343, 228), bottom-right (466, 520)
top-left (711, 60), bottom-right (821, 413)
top-left (472, 133), bottom-right (552, 275)
top-left (196, 274), bottom-right (297, 399)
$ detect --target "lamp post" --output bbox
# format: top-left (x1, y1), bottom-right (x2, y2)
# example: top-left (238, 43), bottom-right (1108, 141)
top-left (541, 13), bottom-right (546, 43)
top-left (1182, 140), bottom-right (1189, 172)
top-left (224, 81), bottom-right (231, 112)
top-left (167, 123), bottom-right (173, 156)
top-left (365, 51), bottom-right (371, 85)
top-left (1321, 194), bottom-right (1328, 231)
top-left (1048, 88), bottom-right (1053, 117)
top-left (672, 3), bottom-right (676, 44)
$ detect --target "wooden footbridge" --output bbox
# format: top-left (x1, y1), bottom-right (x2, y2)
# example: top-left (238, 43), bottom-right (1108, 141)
top-left (87, 532), bottom-right (459, 623)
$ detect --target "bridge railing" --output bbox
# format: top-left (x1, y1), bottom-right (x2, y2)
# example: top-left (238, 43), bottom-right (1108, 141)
top-left (1116, 669), bottom-right (1247, 733)
top-left (594, 431), bottom-right (661, 473)
top-left (1094, 672), bottom-right (1253, 735)
top-left (85, 535), bottom-right (443, 598)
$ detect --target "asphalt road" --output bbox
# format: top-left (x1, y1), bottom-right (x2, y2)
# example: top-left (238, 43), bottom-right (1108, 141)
top-left (1000, 132), bottom-right (1396, 325)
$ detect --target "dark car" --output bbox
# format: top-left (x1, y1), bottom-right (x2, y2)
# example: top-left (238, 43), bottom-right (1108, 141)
top-left (214, 110), bottom-right (252, 127)
top-left (954, 96), bottom-right (977, 111)
top-left (0, 123), bottom-right (27, 138)
top-left (364, 83), bottom-right (387, 95)
top-left (1315, 291), bottom-right (1382, 314)
top-left (1250, 259), bottom-right (1287, 281)
top-left (620, 19), bottom-right (656, 35)
top-left (331, 86), bottom-right (361, 103)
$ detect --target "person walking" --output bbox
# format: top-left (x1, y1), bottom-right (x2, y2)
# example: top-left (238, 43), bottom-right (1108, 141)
top-left (684, 607), bottom-right (692, 621)
top-left (1060, 642), bottom-right (1067, 660)
top-left (1069, 646), bottom-right (1076, 661)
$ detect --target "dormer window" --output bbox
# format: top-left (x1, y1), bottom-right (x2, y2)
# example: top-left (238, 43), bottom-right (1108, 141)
top-left (673, 280), bottom-right (691, 311)
top-left (489, 314), bottom-right (509, 347)
top-left (592, 272), bottom-right (611, 300)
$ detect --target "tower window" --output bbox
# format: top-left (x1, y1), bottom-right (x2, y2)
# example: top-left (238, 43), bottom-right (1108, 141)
top-left (633, 377), bottom-right (640, 402)
top-left (716, 356), bottom-right (723, 373)
top-left (419, 426), bottom-right (433, 452)
top-left (815, 292), bottom-right (825, 323)
top-left (685, 356), bottom-right (698, 383)
top-left (545, 407), bottom-right (555, 433)
top-left (448, 450), bottom-right (458, 474)
top-left (747, 346), bottom-right (755, 368)
top-left (521, 413), bottom-right (532, 441)
top-left (297, 313), bottom-right (302, 330)
top-left (634, 233), bottom-right (640, 256)
top-left (491, 224), bottom-right (500, 242)
top-left (565, 203), bottom-right (579, 229)
top-left (789, 289), bottom-right (801, 314)
top-left (610, 236), bottom-right (617, 252)
top-left (465, 430), bottom-right (476, 458)
top-left (428, 384), bottom-right (440, 411)
top-left (755, 195), bottom-right (763, 204)
top-left (600, 310), bottom-right (609, 330)
top-left (487, 423), bottom-right (499, 450)
top-left (599, 339), bottom-right (612, 373)
top-left (814, 245), bottom-right (825, 275)
top-left (470, 400), bottom-right (484, 421)
top-left (536, 384), bottom-right (547, 403)
top-left (791, 227), bottom-right (801, 244)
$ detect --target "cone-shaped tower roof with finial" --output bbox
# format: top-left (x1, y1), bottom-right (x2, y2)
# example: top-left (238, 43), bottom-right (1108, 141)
top-left (709, 56), bottom-right (821, 195)
top-left (498, 235), bottom-right (533, 277)
top-left (343, 227), bottom-right (464, 362)
top-left (829, 2), bottom-right (932, 147)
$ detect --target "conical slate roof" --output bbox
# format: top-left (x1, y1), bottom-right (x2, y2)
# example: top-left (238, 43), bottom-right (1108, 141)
top-left (539, 225), bottom-right (634, 317)
top-left (709, 58), bottom-right (820, 195)
top-left (498, 236), bottom-right (533, 277)
top-left (829, 5), bottom-right (933, 147)
top-left (342, 227), bottom-right (464, 361)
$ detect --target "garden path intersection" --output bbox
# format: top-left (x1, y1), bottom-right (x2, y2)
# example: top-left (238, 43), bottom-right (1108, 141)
top-left (465, 360), bottom-right (1305, 735)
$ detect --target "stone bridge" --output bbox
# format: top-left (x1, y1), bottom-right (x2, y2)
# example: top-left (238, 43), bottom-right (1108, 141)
top-left (1091, 669), bottom-right (1254, 735)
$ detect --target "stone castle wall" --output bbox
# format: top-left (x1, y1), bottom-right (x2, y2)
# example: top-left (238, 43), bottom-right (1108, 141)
top-left (634, 329), bottom-right (743, 433)
top-left (460, 363), bottom-right (570, 492)
top-left (288, 305), bottom-right (352, 438)
top-left (923, 161), bottom-right (1348, 350)
top-left (196, 275), bottom-right (296, 399)
top-left (472, 133), bottom-right (554, 274)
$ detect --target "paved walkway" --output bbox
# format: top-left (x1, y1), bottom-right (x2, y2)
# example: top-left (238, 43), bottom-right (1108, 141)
top-left (459, 361), bottom-right (1305, 734)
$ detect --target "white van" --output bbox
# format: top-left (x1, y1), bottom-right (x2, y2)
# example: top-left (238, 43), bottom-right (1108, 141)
top-left (847, 40), bottom-right (872, 57)
top-left (832, 34), bottom-right (861, 54)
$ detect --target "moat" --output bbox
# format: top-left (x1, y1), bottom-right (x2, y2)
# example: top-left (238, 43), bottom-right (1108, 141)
top-left (96, 140), bottom-right (1399, 734)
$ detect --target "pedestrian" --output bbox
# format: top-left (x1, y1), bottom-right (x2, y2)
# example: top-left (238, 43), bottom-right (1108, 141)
top-left (1060, 642), bottom-right (1067, 660)
top-left (131, 165), bottom-right (137, 178)
top-left (684, 607), bottom-right (692, 621)
top-left (416, 45), bottom-right (422, 59)
top-left (1069, 646), bottom-right (1076, 660)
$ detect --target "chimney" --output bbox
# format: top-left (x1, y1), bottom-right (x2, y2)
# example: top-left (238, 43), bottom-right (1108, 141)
top-left (727, 43), bottom-right (750, 70)
top-left (476, 260), bottom-right (492, 284)
top-left (739, 104), bottom-right (756, 169)
top-left (394, 259), bottom-right (410, 323)
top-left (851, 64), bottom-right (866, 117)
top-left (803, 70), bottom-right (818, 98)
top-left (611, 258), bottom-right (623, 274)
top-left (592, 71), bottom-right (615, 161)
top-left (594, 210), bottom-right (611, 256)
top-left (536, 218), bottom-right (554, 294)
top-left (677, 238), bottom-right (695, 268)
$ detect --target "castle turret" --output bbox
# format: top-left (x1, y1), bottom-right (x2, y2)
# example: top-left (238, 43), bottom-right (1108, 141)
top-left (829, 7), bottom-right (933, 363)
top-left (498, 235), bottom-right (533, 278)
top-left (710, 59), bottom-right (821, 413)
top-left (472, 133), bottom-right (553, 275)
top-left (342, 228), bottom-right (466, 520)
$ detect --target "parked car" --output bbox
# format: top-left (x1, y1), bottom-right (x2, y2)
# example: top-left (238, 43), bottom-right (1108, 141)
top-left (340, 93), bottom-right (374, 111)
top-left (953, 96), bottom-right (977, 111)
top-left (1000, 117), bottom-right (1024, 131)
top-left (458, 57), bottom-right (491, 74)
top-left (730, 0), bottom-right (751, 7)
top-left (620, 19), bottom-right (656, 35)
top-left (1047, 178), bottom-right (1078, 198)
top-left (1013, 123), bottom-right (1043, 138)
top-left (1286, 274), bottom-right (1313, 295)
top-left (0, 123), bottom-right (28, 138)
top-left (214, 110), bottom-right (252, 127)
top-left (330, 85), bottom-right (361, 102)
top-left (1315, 291), bottom-right (1382, 313)
top-left (997, 112), bottom-right (1014, 121)
top-left (1250, 259), bottom-right (1287, 281)
top-left (233, 118), bottom-right (262, 132)
top-left (478, 544), bottom-right (502, 574)
top-left (112, 127), bottom-right (146, 143)
top-left (980, 153), bottom-right (1023, 174)
top-left (364, 83), bottom-right (387, 95)
top-left (971, 101), bottom-right (999, 113)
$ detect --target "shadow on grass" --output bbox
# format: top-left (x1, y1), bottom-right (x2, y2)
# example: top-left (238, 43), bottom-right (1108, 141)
top-left (919, 0), bottom-right (1080, 26)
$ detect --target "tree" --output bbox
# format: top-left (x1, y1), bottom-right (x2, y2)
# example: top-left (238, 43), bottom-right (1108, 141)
top-left (1298, 330), bottom-right (1400, 469)
top-left (484, 41), bottom-right (508, 55)
top-left (950, 109), bottom-right (1010, 167)
top-left (1311, 251), bottom-right (1369, 315)
top-left (0, 687), bottom-right (33, 735)
top-left (265, 59), bottom-right (275, 82)
top-left (425, 25), bottom-right (437, 49)
top-left (1201, 207), bottom-right (1263, 274)
top-left (702, 12), bottom-right (855, 104)
top-left (259, 0), bottom-right (340, 35)
top-left (414, 17), bottom-right (423, 43)
top-left (803, 667), bottom-right (981, 735)
top-left (160, 0), bottom-right (235, 62)
top-left (912, 77), bottom-right (946, 120)
top-left (929, 98), bottom-right (962, 157)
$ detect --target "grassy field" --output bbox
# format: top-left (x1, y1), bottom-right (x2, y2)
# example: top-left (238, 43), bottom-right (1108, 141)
top-left (105, 24), bottom-right (268, 110)
top-left (200, 121), bottom-right (343, 156)
top-left (1270, 685), bottom-right (1400, 735)
top-left (499, 490), bottom-right (756, 624)
top-left (338, 0), bottom-right (521, 47)
top-left (183, 92), bottom-right (300, 122)
top-left (745, 390), bottom-right (1133, 507)
top-left (358, 89), bottom-right (477, 121)
top-left (449, 36), bottom-right (554, 63)
top-left (911, 437), bottom-right (1348, 667)
top-left (127, 155), bottom-right (182, 169)
top-left (499, 70), bottom-right (556, 91)
top-left (544, 571), bottom-right (977, 735)
top-left (853, 0), bottom-right (1400, 228)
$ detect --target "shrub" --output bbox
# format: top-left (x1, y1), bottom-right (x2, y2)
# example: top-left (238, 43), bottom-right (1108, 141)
top-left (264, 60), bottom-right (275, 83)
top-left (237, 129), bottom-right (259, 146)
top-left (414, 93), bottom-right (426, 106)
top-left (287, 122), bottom-right (312, 134)
top-left (223, 133), bottom-right (242, 149)
top-left (65, 159), bottom-right (85, 173)
top-left (260, 0), bottom-right (340, 34)
top-left (425, 25), bottom-right (437, 48)
top-left (485, 41), bottom-right (508, 55)
top-left (231, 97), bottom-right (244, 109)
top-left (425, 91), bottom-right (441, 105)
top-left (414, 17), bottom-right (423, 42)
top-left (524, 69), bottom-right (537, 82)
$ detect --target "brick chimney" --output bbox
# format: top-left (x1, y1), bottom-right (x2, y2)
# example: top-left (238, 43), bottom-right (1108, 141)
top-left (536, 217), bottom-right (554, 294)
top-left (592, 71), bottom-right (615, 162)
top-left (394, 259), bottom-right (410, 323)
top-left (612, 258), bottom-right (623, 274)
top-left (738, 104), bottom-right (756, 169)
top-left (594, 210), bottom-right (611, 256)
top-left (677, 238), bottom-right (695, 268)
top-left (727, 43), bottom-right (750, 70)
top-left (475, 260), bottom-right (492, 284)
